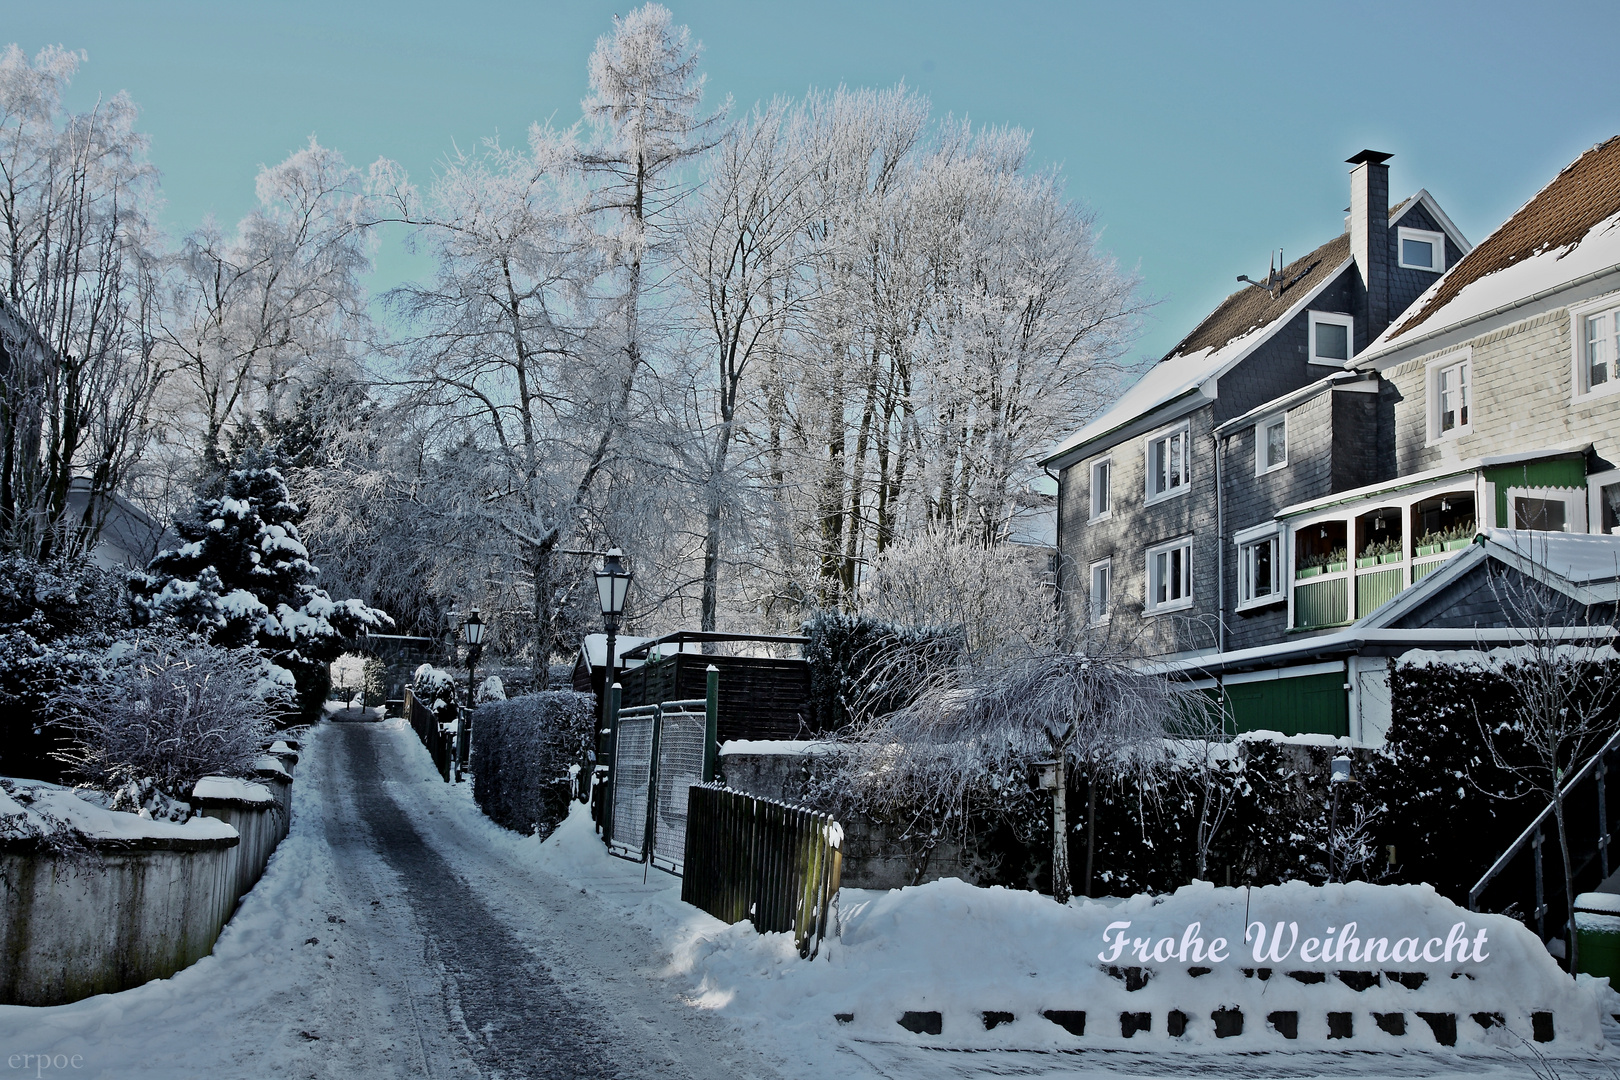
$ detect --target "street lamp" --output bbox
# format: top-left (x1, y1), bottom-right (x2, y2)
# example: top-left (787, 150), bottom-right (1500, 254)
top-left (595, 548), bottom-right (633, 685)
top-left (458, 608), bottom-right (485, 783)
top-left (1328, 754), bottom-right (1357, 883)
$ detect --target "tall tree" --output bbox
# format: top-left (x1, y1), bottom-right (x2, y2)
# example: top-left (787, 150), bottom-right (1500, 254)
top-left (0, 45), bottom-right (164, 560)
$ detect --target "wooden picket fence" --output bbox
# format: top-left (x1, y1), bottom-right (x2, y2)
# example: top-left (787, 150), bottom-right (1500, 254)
top-left (404, 688), bottom-right (452, 781)
top-left (680, 784), bottom-right (843, 958)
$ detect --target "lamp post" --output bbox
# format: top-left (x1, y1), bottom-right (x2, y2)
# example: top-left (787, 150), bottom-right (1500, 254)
top-left (1328, 754), bottom-right (1357, 882)
top-left (595, 548), bottom-right (633, 828)
top-left (459, 608), bottom-right (485, 783)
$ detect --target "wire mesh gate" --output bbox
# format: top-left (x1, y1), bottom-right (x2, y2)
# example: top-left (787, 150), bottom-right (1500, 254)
top-left (651, 700), bottom-right (708, 872)
top-left (607, 682), bottom-right (717, 873)
top-left (609, 705), bottom-right (657, 859)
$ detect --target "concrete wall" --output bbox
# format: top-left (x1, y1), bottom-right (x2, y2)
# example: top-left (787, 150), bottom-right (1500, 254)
top-left (0, 780), bottom-right (291, 1007)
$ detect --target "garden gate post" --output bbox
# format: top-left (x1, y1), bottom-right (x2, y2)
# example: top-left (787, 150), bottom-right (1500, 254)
top-left (642, 705), bottom-right (663, 864)
top-left (703, 665), bottom-right (719, 783)
top-left (603, 682), bottom-right (622, 842)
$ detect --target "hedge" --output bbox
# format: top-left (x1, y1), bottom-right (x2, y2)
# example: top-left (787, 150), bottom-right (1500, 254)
top-left (470, 691), bottom-right (596, 837)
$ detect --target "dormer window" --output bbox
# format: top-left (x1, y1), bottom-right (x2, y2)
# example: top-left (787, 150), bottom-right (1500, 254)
top-left (1308, 311), bottom-right (1354, 366)
top-left (1397, 227), bottom-right (1447, 272)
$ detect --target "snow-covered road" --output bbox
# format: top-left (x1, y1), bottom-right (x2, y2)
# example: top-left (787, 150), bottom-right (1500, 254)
top-left (2, 717), bottom-right (1613, 1079)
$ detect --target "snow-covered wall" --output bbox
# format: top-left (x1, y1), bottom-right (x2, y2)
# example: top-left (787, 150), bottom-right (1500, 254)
top-left (0, 775), bottom-right (291, 1007)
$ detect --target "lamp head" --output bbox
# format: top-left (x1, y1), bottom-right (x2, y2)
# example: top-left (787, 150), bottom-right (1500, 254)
top-left (595, 547), bottom-right (632, 621)
top-left (463, 608), bottom-right (485, 647)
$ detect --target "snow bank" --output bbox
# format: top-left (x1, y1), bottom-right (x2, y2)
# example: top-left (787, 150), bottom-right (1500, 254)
top-left (0, 779), bottom-right (236, 845)
top-left (528, 802), bottom-right (1612, 1055)
top-left (719, 739), bottom-right (838, 757)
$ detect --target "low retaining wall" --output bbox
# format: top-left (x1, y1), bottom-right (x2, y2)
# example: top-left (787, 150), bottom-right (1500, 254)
top-left (0, 771), bottom-right (293, 1007)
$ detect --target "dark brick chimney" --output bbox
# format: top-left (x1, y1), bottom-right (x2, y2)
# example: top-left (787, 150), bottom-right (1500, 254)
top-left (1347, 149), bottom-right (1392, 347)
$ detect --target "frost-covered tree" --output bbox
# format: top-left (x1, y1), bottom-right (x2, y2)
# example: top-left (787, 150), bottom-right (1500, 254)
top-left (132, 467), bottom-right (389, 719)
top-left (157, 138), bottom-right (374, 482)
top-left (0, 45), bottom-right (166, 561)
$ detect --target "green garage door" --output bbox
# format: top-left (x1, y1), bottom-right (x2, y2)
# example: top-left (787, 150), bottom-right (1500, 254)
top-left (1225, 671), bottom-right (1348, 738)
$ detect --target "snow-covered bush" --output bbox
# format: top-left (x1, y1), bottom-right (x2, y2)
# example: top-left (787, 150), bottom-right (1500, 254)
top-left (412, 663), bottom-right (457, 705)
top-left (132, 467), bottom-right (391, 723)
top-left (470, 691), bottom-right (595, 837)
top-left (0, 555), bottom-right (131, 782)
top-left (475, 675), bottom-right (506, 703)
top-left (55, 637), bottom-right (281, 800)
top-left (801, 611), bottom-right (964, 732)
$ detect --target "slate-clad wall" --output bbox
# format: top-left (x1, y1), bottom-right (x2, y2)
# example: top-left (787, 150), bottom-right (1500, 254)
top-left (1379, 308), bottom-right (1620, 486)
top-left (1387, 201), bottom-right (1464, 318)
top-left (1058, 406), bottom-right (1219, 657)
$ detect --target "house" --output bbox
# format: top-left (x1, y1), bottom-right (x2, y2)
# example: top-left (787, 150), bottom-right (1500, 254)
top-left (1041, 151), bottom-right (1468, 660)
top-left (1046, 138), bottom-right (1620, 744)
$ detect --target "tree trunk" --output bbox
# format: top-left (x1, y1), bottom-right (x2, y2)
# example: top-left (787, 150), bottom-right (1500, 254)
top-left (1084, 767), bottom-right (1098, 898)
top-left (1553, 791), bottom-right (1580, 976)
top-left (1051, 754), bottom-right (1070, 904)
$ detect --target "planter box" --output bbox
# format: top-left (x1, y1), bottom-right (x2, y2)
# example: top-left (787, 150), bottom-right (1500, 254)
top-left (1417, 543), bottom-right (1442, 557)
top-left (1445, 537), bottom-right (1473, 551)
top-left (1296, 566), bottom-right (1323, 580)
top-left (1326, 562), bottom-right (1348, 574)
top-left (1357, 556), bottom-right (1380, 569)
top-left (1381, 552), bottom-right (1404, 564)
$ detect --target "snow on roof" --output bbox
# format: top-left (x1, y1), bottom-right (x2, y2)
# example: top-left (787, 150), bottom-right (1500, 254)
top-left (1041, 235), bottom-right (1353, 467)
top-left (1370, 136), bottom-right (1620, 355)
top-left (579, 633), bottom-right (653, 671)
top-left (192, 776), bottom-right (275, 805)
top-left (1485, 528), bottom-right (1620, 586)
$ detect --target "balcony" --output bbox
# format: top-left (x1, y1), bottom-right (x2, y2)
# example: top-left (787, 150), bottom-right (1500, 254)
top-left (1291, 494), bottom-right (1475, 630)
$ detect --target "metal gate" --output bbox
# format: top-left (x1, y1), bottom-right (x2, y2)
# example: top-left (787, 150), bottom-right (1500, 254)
top-left (610, 705), bottom-right (658, 858)
top-left (651, 700), bottom-right (708, 872)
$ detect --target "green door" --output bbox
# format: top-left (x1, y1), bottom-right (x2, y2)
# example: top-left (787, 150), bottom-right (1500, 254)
top-left (1225, 671), bottom-right (1348, 737)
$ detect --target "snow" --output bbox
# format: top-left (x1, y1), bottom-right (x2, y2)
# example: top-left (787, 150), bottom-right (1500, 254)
top-left (719, 739), bottom-right (838, 756)
top-left (578, 632), bottom-right (656, 671)
top-left (1486, 528), bottom-right (1620, 585)
top-left (190, 776), bottom-right (274, 805)
top-left (7, 721), bottom-right (1617, 1078)
top-left (1399, 644), bottom-right (1620, 672)
top-left (0, 778), bottom-right (236, 844)
top-left (1371, 207), bottom-right (1620, 355)
top-left (252, 755), bottom-right (289, 778)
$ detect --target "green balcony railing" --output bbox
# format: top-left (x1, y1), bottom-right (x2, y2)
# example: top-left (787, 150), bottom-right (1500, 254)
top-left (1294, 575), bottom-right (1349, 630)
top-left (1355, 566), bottom-right (1405, 618)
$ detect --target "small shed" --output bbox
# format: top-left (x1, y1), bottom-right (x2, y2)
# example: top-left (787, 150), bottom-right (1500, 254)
top-left (614, 632), bottom-right (814, 743)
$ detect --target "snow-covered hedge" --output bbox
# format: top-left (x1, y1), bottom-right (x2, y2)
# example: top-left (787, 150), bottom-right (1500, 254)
top-left (801, 612), bottom-right (964, 731)
top-left (470, 691), bottom-right (595, 837)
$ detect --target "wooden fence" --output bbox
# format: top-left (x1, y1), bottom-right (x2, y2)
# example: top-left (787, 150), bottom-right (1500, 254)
top-left (680, 784), bottom-right (843, 959)
top-left (404, 688), bottom-right (452, 781)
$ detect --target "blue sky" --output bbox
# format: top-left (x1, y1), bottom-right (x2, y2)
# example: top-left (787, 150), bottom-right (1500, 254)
top-left (7, 0), bottom-right (1618, 365)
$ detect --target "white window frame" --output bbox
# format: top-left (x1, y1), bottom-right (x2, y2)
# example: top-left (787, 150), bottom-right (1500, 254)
top-left (1308, 310), bottom-right (1355, 366)
top-left (1396, 226), bottom-right (1447, 272)
top-left (1089, 558), bottom-right (1112, 625)
top-left (1255, 415), bottom-right (1287, 476)
top-left (1588, 467), bottom-right (1620, 535)
top-left (1144, 422), bottom-right (1191, 505)
top-left (1144, 535), bottom-right (1193, 615)
top-left (1234, 522), bottom-right (1283, 610)
top-left (1569, 292), bottom-right (1620, 403)
top-left (1506, 485), bottom-right (1587, 533)
top-left (1089, 456), bottom-right (1113, 521)
top-left (1425, 348), bottom-right (1474, 443)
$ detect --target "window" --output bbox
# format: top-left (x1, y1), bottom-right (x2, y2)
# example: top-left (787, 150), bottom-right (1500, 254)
top-left (1573, 297), bottom-right (1620, 401)
top-left (1308, 311), bottom-right (1354, 366)
top-left (1235, 526), bottom-right (1281, 609)
top-left (1588, 468), bottom-right (1620, 534)
top-left (1089, 558), bottom-right (1112, 624)
top-left (1145, 537), bottom-right (1193, 613)
top-left (1426, 350), bottom-right (1473, 440)
top-left (1256, 415), bottom-right (1287, 475)
top-left (1507, 485), bottom-right (1585, 533)
top-left (1397, 227), bottom-right (1447, 272)
top-left (1090, 457), bottom-right (1112, 520)
top-left (1146, 424), bottom-right (1190, 502)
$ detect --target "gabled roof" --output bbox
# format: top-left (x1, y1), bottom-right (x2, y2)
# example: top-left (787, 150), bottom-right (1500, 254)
top-left (1040, 235), bottom-right (1353, 467)
top-left (1369, 136), bottom-right (1620, 354)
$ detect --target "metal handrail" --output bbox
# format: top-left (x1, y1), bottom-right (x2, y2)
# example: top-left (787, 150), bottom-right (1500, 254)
top-left (1469, 724), bottom-right (1620, 910)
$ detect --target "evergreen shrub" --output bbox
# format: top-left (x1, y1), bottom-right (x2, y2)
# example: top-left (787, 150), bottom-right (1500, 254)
top-left (801, 611), bottom-right (963, 731)
top-left (471, 690), bottom-right (595, 837)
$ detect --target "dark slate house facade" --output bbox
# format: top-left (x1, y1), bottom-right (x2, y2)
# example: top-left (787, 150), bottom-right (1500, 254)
top-left (1049, 138), bottom-right (1620, 747)
top-left (1041, 152), bottom-right (1469, 667)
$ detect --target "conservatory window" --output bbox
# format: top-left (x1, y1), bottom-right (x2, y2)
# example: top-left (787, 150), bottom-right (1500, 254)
top-left (1146, 424), bottom-right (1190, 502)
top-left (1145, 536), bottom-right (1193, 613)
